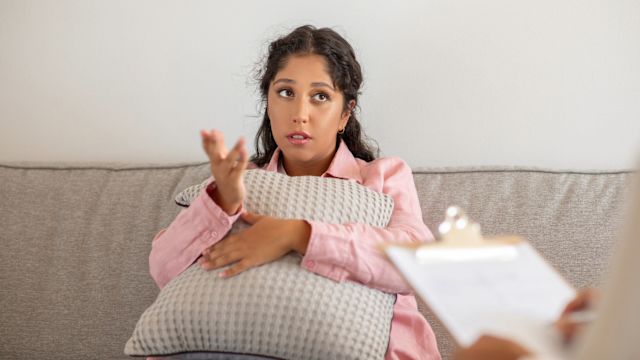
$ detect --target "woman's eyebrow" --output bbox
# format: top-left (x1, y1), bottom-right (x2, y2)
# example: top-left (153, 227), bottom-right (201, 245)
top-left (311, 82), bottom-right (335, 91)
top-left (273, 78), bottom-right (335, 90)
top-left (273, 78), bottom-right (295, 86)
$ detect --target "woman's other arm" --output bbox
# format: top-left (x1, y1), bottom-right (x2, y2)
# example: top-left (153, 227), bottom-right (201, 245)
top-left (300, 158), bottom-right (434, 294)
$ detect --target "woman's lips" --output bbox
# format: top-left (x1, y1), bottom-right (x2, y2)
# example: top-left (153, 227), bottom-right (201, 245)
top-left (287, 132), bottom-right (311, 145)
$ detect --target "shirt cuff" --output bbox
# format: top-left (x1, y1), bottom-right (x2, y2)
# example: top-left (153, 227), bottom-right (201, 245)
top-left (189, 182), bottom-right (243, 250)
top-left (205, 181), bottom-right (244, 216)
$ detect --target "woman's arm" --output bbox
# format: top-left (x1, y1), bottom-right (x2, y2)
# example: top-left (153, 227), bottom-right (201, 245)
top-left (149, 180), bottom-right (243, 289)
top-left (301, 158), bottom-right (434, 295)
top-left (150, 130), bottom-right (250, 288)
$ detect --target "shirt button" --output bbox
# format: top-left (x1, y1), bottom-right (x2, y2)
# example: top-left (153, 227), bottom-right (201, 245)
top-left (306, 260), bottom-right (315, 269)
top-left (210, 231), bottom-right (218, 238)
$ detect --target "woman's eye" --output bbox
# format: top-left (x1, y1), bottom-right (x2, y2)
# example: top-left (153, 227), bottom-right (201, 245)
top-left (277, 89), bottom-right (293, 97)
top-left (313, 93), bottom-right (329, 102)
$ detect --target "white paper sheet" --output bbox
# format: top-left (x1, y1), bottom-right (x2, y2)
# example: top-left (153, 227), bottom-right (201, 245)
top-left (385, 242), bottom-right (577, 359)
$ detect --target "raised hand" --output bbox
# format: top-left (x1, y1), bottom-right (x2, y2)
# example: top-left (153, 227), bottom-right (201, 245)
top-left (200, 129), bottom-right (248, 215)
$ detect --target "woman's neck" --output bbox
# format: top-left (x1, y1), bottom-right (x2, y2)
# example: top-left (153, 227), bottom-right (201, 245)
top-left (281, 152), bottom-right (335, 177)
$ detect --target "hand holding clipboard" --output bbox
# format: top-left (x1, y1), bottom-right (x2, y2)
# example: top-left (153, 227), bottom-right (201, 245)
top-left (384, 207), bottom-right (582, 360)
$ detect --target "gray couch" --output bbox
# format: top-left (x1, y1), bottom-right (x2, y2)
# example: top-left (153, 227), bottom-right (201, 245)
top-left (0, 162), bottom-right (631, 359)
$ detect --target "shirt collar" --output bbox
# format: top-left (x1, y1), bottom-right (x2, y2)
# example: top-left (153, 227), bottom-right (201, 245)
top-left (263, 140), bottom-right (363, 184)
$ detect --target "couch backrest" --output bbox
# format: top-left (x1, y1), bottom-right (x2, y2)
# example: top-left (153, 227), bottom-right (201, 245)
top-left (0, 163), bottom-right (631, 359)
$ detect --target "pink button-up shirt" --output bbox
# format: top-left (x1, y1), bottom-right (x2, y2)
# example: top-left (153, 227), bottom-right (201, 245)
top-left (148, 140), bottom-right (441, 360)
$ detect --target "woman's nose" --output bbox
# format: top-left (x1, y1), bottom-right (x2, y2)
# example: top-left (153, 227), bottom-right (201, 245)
top-left (291, 99), bottom-right (309, 124)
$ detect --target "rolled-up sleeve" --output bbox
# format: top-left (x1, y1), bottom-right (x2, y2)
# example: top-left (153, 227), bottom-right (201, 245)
top-left (149, 179), bottom-right (242, 289)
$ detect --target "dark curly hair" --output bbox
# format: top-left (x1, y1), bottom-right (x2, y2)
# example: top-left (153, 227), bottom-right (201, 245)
top-left (250, 25), bottom-right (378, 167)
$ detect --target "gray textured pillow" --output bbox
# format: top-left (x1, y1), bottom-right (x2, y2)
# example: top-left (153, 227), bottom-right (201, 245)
top-left (174, 178), bottom-right (210, 207)
top-left (125, 169), bottom-right (396, 359)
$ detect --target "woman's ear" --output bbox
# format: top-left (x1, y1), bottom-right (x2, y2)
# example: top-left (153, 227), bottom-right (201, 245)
top-left (340, 100), bottom-right (356, 129)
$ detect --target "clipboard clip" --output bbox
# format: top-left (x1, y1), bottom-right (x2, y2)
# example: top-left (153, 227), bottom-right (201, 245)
top-left (437, 206), bottom-right (483, 245)
top-left (415, 206), bottom-right (520, 263)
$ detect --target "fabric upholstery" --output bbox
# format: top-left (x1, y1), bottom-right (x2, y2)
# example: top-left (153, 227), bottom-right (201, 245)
top-left (0, 162), bottom-right (631, 359)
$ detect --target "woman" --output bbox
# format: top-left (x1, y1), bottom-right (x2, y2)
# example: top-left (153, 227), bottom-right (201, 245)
top-left (149, 25), bottom-right (441, 360)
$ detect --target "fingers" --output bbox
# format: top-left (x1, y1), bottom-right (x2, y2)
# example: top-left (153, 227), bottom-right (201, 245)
top-left (555, 317), bottom-right (580, 344)
top-left (220, 259), bottom-right (251, 278)
top-left (561, 288), bottom-right (595, 315)
top-left (235, 141), bottom-right (249, 174)
top-left (201, 129), bottom-right (227, 163)
top-left (199, 249), bottom-right (243, 271)
top-left (225, 137), bottom-right (248, 175)
top-left (201, 130), bottom-right (247, 176)
top-left (555, 289), bottom-right (597, 344)
top-left (563, 296), bottom-right (588, 314)
top-left (241, 212), bottom-right (264, 224)
top-left (555, 288), bottom-right (597, 343)
top-left (200, 236), bottom-right (241, 269)
top-left (198, 244), bottom-right (253, 278)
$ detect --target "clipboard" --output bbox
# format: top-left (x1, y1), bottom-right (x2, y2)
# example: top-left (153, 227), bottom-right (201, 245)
top-left (384, 207), bottom-right (577, 359)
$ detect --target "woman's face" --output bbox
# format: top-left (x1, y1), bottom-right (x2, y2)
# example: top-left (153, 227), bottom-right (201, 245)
top-left (267, 54), bottom-right (351, 176)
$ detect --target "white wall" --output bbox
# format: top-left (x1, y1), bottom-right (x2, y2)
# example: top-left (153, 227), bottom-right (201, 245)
top-left (1, 0), bottom-right (639, 169)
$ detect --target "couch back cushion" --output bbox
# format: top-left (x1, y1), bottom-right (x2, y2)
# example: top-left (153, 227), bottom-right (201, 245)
top-left (0, 162), bottom-right (211, 359)
top-left (0, 163), bottom-right (631, 359)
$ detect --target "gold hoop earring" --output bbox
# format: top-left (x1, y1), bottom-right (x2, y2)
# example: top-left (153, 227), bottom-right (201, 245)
top-left (337, 128), bottom-right (345, 135)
